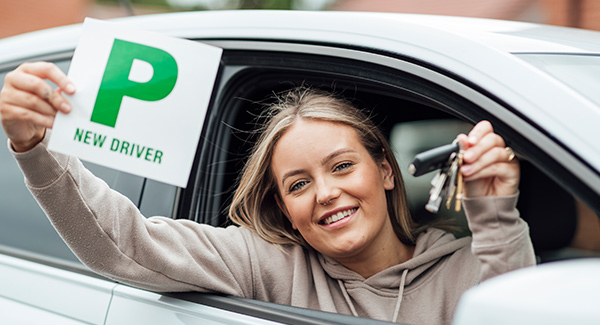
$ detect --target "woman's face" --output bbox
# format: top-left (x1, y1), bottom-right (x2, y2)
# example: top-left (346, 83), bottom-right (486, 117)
top-left (271, 118), bottom-right (398, 262)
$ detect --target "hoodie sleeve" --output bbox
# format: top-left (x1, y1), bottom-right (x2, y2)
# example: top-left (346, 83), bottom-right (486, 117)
top-left (462, 194), bottom-right (536, 282)
top-left (8, 133), bottom-right (260, 295)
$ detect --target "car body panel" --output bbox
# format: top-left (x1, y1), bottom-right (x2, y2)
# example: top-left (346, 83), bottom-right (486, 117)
top-left (454, 259), bottom-right (600, 324)
top-left (0, 253), bottom-right (114, 324)
top-left (106, 285), bottom-right (282, 325)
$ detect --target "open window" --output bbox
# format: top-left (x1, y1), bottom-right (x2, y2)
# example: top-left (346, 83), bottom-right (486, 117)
top-left (185, 47), bottom-right (600, 263)
top-left (166, 46), bottom-right (600, 322)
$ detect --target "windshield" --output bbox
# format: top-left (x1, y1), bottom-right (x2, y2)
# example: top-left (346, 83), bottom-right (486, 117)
top-left (515, 54), bottom-right (600, 108)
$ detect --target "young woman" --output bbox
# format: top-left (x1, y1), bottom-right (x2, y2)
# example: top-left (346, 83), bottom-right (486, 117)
top-left (1, 62), bottom-right (534, 324)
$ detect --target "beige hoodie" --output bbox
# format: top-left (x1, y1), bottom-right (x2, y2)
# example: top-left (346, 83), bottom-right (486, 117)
top-left (10, 135), bottom-right (535, 324)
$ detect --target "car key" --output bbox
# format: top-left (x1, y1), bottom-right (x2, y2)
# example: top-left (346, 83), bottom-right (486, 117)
top-left (425, 168), bottom-right (447, 213)
top-left (454, 149), bottom-right (464, 212)
top-left (410, 140), bottom-right (463, 213)
top-left (408, 141), bottom-right (460, 177)
top-left (445, 154), bottom-right (459, 209)
top-left (424, 152), bottom-right (456, 213)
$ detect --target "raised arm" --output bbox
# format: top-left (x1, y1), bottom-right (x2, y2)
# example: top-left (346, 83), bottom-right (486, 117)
top-left (1, 62), bottom-right (256, 295)
top-left (458, 121), bottom-right (535, 281)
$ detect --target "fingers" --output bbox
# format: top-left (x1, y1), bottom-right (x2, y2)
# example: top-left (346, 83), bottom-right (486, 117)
top-left (460, 121), bottom-right (509, 176)
top-left (4, 62), bottom-right (73, 114)
top-left (1, 102), bottom-right (55, 129)
top-left (1, 62), bottom-right (75, 152)
top-left (461, 146), bottom-right (518, 180)
top-left (465, 120), bottom-right (494, 147)
top-left (458, 120), bottom-right (520, 197)
top-left (18, 62), bottom-right (75, 95)
top-left (462, 132), bottom-right (506, 171)
top-left (49, 89), bottom-right (72, 114)
top-left (1, 84), bottom-right (57, 117)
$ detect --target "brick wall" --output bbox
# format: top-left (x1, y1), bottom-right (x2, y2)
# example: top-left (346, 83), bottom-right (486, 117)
top-left (539, 0), bottom-right (600, 30)
top-left (0, 0), bottom-right (89, 38)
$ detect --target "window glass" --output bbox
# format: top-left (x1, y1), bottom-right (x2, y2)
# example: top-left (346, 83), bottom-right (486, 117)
top-left (0, 118), bottom-right (80, 263)
top-left (516, 54), bottom-right (600, 109)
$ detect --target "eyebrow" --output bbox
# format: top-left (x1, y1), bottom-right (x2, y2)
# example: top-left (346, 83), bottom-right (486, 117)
top-left (280, 148), bottom-right (357, 187)
top-left (321, 148), bottom-right (355, 166)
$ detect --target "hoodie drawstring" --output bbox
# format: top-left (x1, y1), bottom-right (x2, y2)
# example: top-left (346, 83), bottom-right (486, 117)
top-left (337, 268), bottom-right (409, 323)
top-left (338, 279), bottom-right (359, 317)
top-left (392, 268), bottom-right (409, 323)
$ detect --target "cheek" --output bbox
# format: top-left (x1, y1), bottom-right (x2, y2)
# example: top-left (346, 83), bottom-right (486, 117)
top-left (284, 198), bottom-right (314, 229)
top-left (353, 167), bottom-right (386, 197)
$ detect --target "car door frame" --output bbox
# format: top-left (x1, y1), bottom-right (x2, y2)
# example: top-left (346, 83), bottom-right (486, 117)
top-left (181, 39), bottom-right (600, 226)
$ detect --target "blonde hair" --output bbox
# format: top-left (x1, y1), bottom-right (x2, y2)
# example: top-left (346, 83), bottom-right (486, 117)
top-left (229, 87), bottom-right (419, 247)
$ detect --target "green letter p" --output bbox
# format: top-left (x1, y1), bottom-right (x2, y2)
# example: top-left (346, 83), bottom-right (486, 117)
top-left (91, 39), bottom-right (178, 128)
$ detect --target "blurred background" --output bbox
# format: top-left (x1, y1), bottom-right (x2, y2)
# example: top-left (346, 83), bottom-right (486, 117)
top-left (1, 0), bottom-right (600, 39)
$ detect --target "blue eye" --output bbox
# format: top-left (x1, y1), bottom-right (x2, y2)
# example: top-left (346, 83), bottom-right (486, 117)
top-left (334, 162), bottom-right (353, 172)
top-left (289, 180), bottom-right (308, 192)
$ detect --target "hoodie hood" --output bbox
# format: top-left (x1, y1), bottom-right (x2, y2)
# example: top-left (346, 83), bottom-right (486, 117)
top-left (319, 228), bottom-right (471, 288)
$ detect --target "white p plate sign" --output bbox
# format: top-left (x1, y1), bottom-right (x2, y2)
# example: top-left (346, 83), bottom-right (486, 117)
top-left (49, 18), bottom-right (222, 187)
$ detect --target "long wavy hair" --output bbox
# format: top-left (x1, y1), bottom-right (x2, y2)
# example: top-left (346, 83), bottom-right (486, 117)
top-left (229, 87), bottom-right (422, 247)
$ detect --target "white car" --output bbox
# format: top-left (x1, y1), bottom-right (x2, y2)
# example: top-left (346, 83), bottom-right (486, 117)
top-left (1, 10), bottom-right (599, 324)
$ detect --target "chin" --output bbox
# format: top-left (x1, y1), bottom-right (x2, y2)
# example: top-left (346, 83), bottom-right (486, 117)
top-left (322, 239), bottom-right (367, 258)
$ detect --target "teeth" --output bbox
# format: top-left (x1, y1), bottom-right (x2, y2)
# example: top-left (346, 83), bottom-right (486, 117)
top-left (322, 208), bottom-right (357, 225)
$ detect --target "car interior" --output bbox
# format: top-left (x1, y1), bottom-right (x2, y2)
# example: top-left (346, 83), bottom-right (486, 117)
top-left (186, 50), bottom-right (600, 265)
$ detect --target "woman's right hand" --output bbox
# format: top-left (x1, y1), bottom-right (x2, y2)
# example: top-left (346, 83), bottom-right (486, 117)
top-left (0, 62), bottom-right (75, 152)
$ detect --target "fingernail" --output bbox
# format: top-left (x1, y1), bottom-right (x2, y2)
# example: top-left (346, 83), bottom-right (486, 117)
top-left (464, 150), bottom-right (473, 161)
top-left (461, 165), bottom-right (472, 175)
top-left (61, 102), bottom-right (71, 113)
top-left (64, 83), bottom-right (76, 94)
top-left (468, 136), bottom-right (478, 145)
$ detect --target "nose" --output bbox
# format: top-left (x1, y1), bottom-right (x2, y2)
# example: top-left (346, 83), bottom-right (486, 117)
top-left (315, 176), bottom-right (341, 206)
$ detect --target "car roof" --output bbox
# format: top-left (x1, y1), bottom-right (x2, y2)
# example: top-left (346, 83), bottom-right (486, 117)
top-left (1, 10), bottom-right (600, 174)
top-left (2, 10), bottom-right (599, 63)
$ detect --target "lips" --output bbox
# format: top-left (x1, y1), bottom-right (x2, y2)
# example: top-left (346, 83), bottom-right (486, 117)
top-left (320, 207), bottom-right (358, 225)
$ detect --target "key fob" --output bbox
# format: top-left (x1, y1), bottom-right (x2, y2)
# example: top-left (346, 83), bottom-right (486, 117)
top-left (408, 142), bottom-right (460, 177)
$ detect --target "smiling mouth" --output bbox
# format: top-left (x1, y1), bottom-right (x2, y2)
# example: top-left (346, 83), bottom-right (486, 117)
top-left (320, 208), bottom-right (358, 225)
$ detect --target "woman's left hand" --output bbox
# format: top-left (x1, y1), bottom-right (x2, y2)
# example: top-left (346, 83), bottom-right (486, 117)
top-left (456, 120), bottom-right (519, 198)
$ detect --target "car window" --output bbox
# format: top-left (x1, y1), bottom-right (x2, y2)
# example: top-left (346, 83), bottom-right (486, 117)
top-left (516, 54), bottom-right (600, 108)
top-left (193, 49), bottom-right (600, 265)
top-left (0, 116), bottom-right (81, 263)
top-left (0, 60), bottom-right (146, 265)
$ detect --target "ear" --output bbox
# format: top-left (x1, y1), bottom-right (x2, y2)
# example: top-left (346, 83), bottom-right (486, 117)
top-left (380, 158), bottom-right (395, 190)
top-left (275, 194), bottom-right (297, 230)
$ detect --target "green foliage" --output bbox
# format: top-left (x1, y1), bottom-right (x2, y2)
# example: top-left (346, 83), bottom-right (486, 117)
top-left (95, 0), bottom-right (298, 10)
top-left (237, 0), bottom-right (294, 9)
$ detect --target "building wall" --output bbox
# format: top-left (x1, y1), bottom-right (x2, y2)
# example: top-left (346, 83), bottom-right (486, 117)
top-left (329, 0), bottom-right (539, 21)
top-left (1, 1), bottom-right (599, 38)
top-left (0, 0), bottom-right (165, 39)
top-left (539, 0), bottom-right (600, 30)
top-left (0, 0), bottom-right (89, 38)
top-left (330, 0), bottom-right (600, 31)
